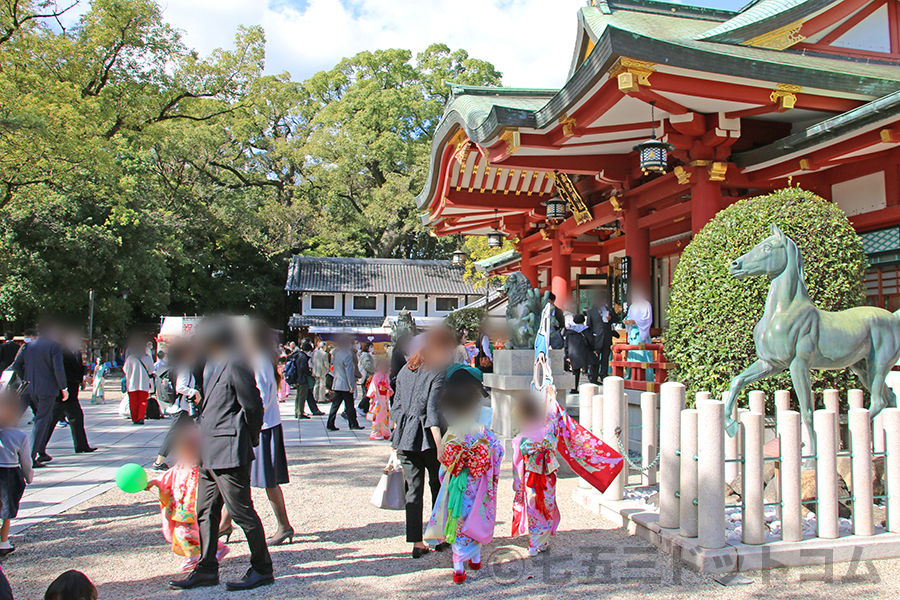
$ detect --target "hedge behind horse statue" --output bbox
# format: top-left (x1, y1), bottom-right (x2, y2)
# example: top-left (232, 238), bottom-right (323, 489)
top-left (726, 224), bottom-right (900, 455)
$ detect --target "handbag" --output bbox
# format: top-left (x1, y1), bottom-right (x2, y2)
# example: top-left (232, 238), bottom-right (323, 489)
top-left (370, 450), bottom-right (406, 510)
top-left (478, 354), bottom-right (493, 369)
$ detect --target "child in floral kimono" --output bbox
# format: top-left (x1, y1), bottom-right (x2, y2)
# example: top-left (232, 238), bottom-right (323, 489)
top-left (425, 364), bottom-right (503, 584)
top-left (90, 359), bottom-right (107, 404)
top-left (512, 393), bottom-right (561, 556)
top-left (146, 426), bottom-right (227, 571)
top-left (365, 358), bottom-right (392, 440)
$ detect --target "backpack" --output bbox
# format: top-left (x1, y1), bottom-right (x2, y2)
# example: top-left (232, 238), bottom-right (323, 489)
top-left (155, 364), bottom-right (176, 409)
top-left (284, 354), bottom-right (301, 386)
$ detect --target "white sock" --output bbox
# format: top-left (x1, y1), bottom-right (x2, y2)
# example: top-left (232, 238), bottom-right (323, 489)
top-left (0, 541), bottom-right (12, 549)
top-left (453, 560), bottom-right (464, 572)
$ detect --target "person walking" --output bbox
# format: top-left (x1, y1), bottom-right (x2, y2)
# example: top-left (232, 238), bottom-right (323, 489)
top-left (311, 342), bottom-right (330, 405)
top-left (356, 342), bottom-right (375, 414)
top-left (0, 333), bottom-right (18, 373)
top-left (326, 336), bottom-right (363, 432)
top-left (123, 337), bottom-right (155, 424)
top-left (51, 333), bottom-right (94, 454)
top-left (585, 293), bottom-right (618, 384)
top-left (152, 338), bottom-right (200, 471)
top-left (391, 327), bottom-right (454, 558)
top-left (564, 314), bottom-right (595, 393)
top-left (293, 341), bottom-right (323, 419)
top-left (11, 320), bottom-right (67, 466)
top-left (169, 317), bottom-right (273, 591)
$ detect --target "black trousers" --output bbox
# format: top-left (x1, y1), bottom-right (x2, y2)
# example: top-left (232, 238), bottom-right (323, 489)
top-left (590, 345), bottom-right (612, 384)
top-left (196, 462), bottom-right (273, 575)
top-left (397, 448), bottom-right (441, 543)
top-left (51, 384), bottom-right (90, 452)
top-left (327, 390), bottom-right (359, 428)
top-left (158, 410), bottom-right (194, 458)
top-left (28, 394), bottom-right (57, 459)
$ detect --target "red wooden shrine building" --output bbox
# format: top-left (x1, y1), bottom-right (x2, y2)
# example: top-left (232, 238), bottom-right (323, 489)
top-left (416, 0), bottom-right (900, 326)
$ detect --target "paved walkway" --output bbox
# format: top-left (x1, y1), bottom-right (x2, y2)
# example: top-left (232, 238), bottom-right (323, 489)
top-left (14, 387), bottom-right (385, 535)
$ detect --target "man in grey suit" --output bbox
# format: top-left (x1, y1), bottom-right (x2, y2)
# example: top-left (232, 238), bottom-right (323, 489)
top-left (169, 318), bottom-right (273, 591)
top-left (11, 320), bottom-right (67, 465)
top-left (326, 335), bottom-right (363, 431)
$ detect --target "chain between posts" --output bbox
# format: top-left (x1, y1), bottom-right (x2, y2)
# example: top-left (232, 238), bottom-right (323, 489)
top-left (614, 426), bottom-right (661, 473)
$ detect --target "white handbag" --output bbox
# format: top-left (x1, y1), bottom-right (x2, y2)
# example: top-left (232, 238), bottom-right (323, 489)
top-left (370, 450), bottom-right (406, 510)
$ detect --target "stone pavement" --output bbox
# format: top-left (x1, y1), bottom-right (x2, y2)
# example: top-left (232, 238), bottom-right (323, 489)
top-left (14, 386), bottom-right (385, 535)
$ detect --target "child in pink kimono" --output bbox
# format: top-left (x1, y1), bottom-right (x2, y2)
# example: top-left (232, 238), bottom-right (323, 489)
top-left (512, 393), bottom-right (561, 556)
top-left (425, 364), bottom-right (503, 584)
top-left (146, 426), bottom-right (227, 571)
top-left (366, 358), bottom-right (392, 440)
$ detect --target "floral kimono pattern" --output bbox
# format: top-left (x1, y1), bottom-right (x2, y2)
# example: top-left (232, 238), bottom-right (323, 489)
top-left (365, 372), bottom-right (393, 440)
top-left (512, 425), bottom-right (561, 550)
top-left (90, 364), bottom-right (107, 404)
top-left (151, 464), bottom-right (225, 558)
top-left (425, 425), bottom-right (504, 564)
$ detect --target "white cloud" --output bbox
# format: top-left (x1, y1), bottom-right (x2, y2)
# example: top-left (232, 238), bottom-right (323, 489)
top-left (157, 0), bottom-right (590, 88)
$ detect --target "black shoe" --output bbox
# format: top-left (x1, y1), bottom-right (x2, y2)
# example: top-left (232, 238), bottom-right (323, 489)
top-left (225, 568), bottom-right (274, 591)
top-left (434, 542), bottom-right (451, 552)
top-left (298, 414), bottom-right (311, 419)
top-left (169, 570), bottom-right (219, 589)
top-left (75, 447), bottom-right (97, 454)
top-left (311, 411), bottom-right (325, 416)
top-left (349, 425), bottom-right (365, 431)
top-left (412, 546), bottom-right (431, 559)
top-left (152, 462), bottom-right (169, 471)
top-left (0, 547), bottom-right (15, 557)
top-left (33, 461), bottom-right (47, 468)
top-left (36, 454), bottom-right (52, 463)
top-left (326, 426), bottom-right (340, 431)
top-left (133, 420), bottom-right (144, 425)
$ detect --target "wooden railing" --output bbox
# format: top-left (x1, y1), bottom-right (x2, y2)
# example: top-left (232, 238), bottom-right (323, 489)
top-left (610, 342), bottom-right (673, 393)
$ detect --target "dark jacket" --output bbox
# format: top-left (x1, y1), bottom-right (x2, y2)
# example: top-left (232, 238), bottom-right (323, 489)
top-left (565, 326), bottom-right (596, 371)
top-left (0, 341), bottom-right (19, 373)
top-left (586, 305), bottom-right (619, 350)
top-left (62, 349), bottom-right (85, 387)
top-left (11, 337), bottom-right (66, 397)
top-left (198, 354), bottom-right (264, 470)
top-left (389, 347), bottom-right (406, 390)
top-left (295, 351), bottom-right (312, 381)
top-left (391, 364), bottom-right (444, 453)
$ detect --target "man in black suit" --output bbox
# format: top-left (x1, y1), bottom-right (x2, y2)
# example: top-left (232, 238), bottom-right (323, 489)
top-left (170, 318), bottom-right (274, 591)
top-left (52, 334), bottom-right (95, 454)
top-left (585, 293), bottom-right (619, 384)
top-left (0, 332), bottom-right (19, 373)
top-left (11, 320), bottom-right (67, 465)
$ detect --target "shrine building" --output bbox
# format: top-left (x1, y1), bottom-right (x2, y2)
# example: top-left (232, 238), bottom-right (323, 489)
top-left (416, 0), bottom-right (900, 326)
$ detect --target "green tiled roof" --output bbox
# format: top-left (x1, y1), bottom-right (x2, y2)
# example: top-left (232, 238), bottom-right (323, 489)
top-left (698, 0), bottom-right (834, 43)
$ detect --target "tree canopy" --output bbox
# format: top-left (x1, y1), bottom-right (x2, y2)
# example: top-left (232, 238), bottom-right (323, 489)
top-left (0, 0), bottom-right (502, 339)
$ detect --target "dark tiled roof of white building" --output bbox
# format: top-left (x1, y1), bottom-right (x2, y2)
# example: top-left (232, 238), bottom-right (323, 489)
top-left (287, 315), bottom-right (387, 329)
top-left (285, 257), bottom-right (478, 295)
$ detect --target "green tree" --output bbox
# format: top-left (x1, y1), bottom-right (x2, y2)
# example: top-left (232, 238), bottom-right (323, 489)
top-left (664, 188), bottom-right (867, 405)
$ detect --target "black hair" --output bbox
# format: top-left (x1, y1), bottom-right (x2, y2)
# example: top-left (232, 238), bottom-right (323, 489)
top-left (548, 293), bottom-right (556, 302)
top-left (3, 331), bottom-right (13, 341)
top-left (24, 328), bottom-right (37, 338)
top-left (44, 570), bottom-right (98, 600)
top-left (573, 314), bottom-right (586, 324)
top-left (441, 368), bottom-right (488, 417)
top-left (301, 340), bottom-right (313, 352)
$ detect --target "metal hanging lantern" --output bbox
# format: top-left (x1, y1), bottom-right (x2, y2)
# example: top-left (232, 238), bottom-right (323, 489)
top-left (545, 197), bottom-right (567, 222)
top-left (487, 209), bottom-right (504, 248)
top-left (451, 249), bottom-right (467, 264)
top-left (633, 101), bottom-right (673, 176)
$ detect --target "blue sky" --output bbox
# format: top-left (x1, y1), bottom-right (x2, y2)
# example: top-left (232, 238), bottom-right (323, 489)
top-left (78, 0), bottom-right (753, 88)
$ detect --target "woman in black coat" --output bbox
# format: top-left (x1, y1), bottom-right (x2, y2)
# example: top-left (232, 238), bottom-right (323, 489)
top-left (390, 327), bottom-right (456, 558)
top-left (565, 314), bottom-right (596, 393)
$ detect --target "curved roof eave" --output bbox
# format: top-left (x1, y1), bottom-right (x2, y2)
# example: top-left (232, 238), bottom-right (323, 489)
top-left (698, 0), bottom-right (834, 43)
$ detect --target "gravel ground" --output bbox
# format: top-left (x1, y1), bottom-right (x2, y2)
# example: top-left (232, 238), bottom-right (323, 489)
top-left (4, 442), bottom-right (894, 599)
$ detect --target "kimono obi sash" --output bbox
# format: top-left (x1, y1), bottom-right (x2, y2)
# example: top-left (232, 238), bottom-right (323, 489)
top-left (520, 435), bottom-right (559, 476)
top-left (443, 438), bottom-right (491, 480)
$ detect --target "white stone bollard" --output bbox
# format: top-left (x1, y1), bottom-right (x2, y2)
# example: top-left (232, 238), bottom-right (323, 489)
top-left (778, 410), bottom-right (803, 542)
top-left (724, 392), bottom-right (740, 485)
top-left (696, 391), bottom-right (712, 402)
top-left (697, 400), bottom-right (726, 549)
top-left (823, 388), bottom-right (841, 451)
top-left (641, 392), bottom-right (658, 486)
top-left (749, 390), bottom-right (766, 416)
top-left (742, 412), bottom-right (766, 545)
top-left (874, 410), bottom-right (886, 455)
top-left (679, 409), bottom-right (699, 538)
top-left (849, 389), bottom-right (865, 410)
top-left (814, 410), bottom-right (839, 539)
top-left (658, 382), bottom-right (685, 529)
top-left (883, 409), bottom-right (900, 533)
top-left (603, 376), bottom-right (626, 499)
top-left (579, 384), bottom-right (598, 489)
top-left (850, 408), bottom-right (874, 536)
top-left (775, 390), bottom-right (791, 414)
top-left (591, 393), bottom-right (604, 439)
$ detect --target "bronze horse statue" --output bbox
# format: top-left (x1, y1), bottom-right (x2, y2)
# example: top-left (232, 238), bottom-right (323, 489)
top-left (725, 224), bottom-right (900, 455)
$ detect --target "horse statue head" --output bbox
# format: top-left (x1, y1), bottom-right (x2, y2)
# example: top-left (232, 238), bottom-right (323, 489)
top-left (728, 224), bottom-right (803, 281)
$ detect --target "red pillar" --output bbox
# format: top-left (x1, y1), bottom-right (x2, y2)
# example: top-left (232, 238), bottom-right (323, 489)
top-left (692, 172), bottom-right (722, 234)
top-left (520, 246), bottom-right (538, 288)
top-left (624, 205), bottom-right (651, 295)
top-left (551, 232), bottom-right (571, 306)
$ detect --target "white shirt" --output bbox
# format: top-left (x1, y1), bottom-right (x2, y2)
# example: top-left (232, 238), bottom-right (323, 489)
top-left (172, 369), bottom-right (198, 414)
top-left (254, 356), bottom-right (281, 431)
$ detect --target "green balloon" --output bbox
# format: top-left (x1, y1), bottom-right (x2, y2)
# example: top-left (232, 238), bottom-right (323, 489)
top-left (116, 463), bottom-right (148, 494)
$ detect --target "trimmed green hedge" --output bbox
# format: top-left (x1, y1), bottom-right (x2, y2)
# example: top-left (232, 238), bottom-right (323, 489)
top-left (445, 306), bottom-right (487, 335)
top-left (664, 188), bottom-right (867, 406)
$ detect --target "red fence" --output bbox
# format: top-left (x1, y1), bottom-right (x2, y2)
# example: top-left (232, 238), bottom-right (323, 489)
top-left (610, 343), bottom-right (673, 393)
